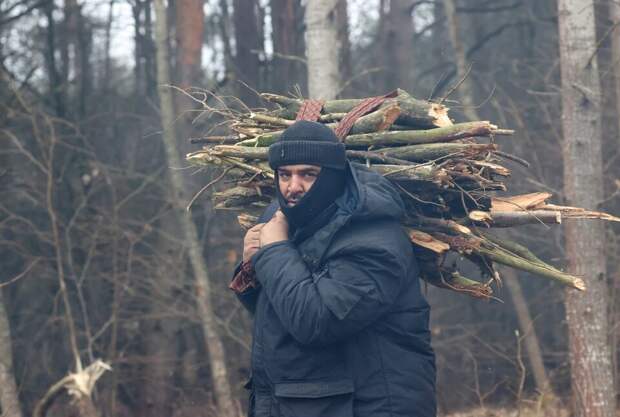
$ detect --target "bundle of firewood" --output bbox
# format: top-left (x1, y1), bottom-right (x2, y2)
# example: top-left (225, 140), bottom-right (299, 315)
top-left (186, 89), bottom-right (619, 298)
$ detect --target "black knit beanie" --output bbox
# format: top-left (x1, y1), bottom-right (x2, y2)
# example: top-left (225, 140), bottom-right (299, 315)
top-left (269, 121), bottom-right (347, 231)
top-left (268, 121), bottom-right (346, 170)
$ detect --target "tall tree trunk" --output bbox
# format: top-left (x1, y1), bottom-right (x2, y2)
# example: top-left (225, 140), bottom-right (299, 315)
top-left (270, 0), bottom-right (294, 91)
top-left (0, 291), bottom-right (23, 417)
top-left (43, 0), bottom-right (65, 117)
top-left (233, 0), bottom-right (260, 105)
top-left (382, 0), bottom-right (414, 92)
top-left (176, 0), bottom-right (204, 88)
top-left (336, 0), bottom-right (351, 91)
top-left (558, 1), bottom-right (616, 416)
top-left (270, 0), bottom-right (305, 93)
top-left (218, 0), bottom-right (234, 79)
top-left (132, 0), bottom-right (143, 100)
top-left (442, 0), bottom-right (478, 121)
top-left (144, 0), bottom-right (156, 99)
top-left (305, 0), bottom-right (341, 99)
top-left (152, 2), bottom-right (238, 417)
top-left (502, 270), bottom-right (554, 398)
top-left (102, 0), bottom-right (115, 95)
top-left (611, 2), bottom-right (620, 141)
top-left (75, 4), bottom-right (91, 118)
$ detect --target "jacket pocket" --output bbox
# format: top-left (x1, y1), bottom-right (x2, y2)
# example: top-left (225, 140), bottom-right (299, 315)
top-left (274, 379), bottom-right (354, 417)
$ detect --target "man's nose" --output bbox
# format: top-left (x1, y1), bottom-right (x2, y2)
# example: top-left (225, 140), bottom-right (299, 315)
top-left (288, 176), bottom-right (304, 193)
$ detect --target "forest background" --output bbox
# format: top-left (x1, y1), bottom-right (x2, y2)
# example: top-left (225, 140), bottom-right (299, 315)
top-left (1, 0), bottom-right (619, 416)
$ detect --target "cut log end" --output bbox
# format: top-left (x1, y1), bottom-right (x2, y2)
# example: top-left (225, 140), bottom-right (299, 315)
top-left (573, 278), bottom-right (586, 291)
top-left (429, 103), bottom-right (452, 127)
top-left (378, 104), bottom-right (402, 131)
top-left (408, 229), bottom-right (450, 253)
top-left (238, 213), bottom-right (258, 230)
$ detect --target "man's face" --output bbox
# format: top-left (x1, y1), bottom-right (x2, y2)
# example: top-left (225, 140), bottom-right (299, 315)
top-left (277, 164), bottom-right (322, 207)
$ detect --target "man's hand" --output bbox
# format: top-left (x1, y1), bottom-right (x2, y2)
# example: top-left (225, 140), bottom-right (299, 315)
top-left (259, 210), bottom-right (289, 247)
top-left (243, 223), bottom-right (265, 262)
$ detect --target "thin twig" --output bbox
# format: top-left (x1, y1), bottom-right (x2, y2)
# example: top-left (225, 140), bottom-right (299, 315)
top-left (439, 62), bottom-right (474, 105)
top-left (186, 167), bottom-right (233, 211)
top-left (0, 259), bottom-right (39, 288)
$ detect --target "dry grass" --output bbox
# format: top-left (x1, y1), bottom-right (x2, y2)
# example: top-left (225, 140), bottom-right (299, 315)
top-left (442, 405), bottom-right (570, 417)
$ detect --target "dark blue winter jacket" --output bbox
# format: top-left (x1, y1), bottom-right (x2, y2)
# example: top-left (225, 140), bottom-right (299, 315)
top-left (237, 162), bottom-right (436, 417)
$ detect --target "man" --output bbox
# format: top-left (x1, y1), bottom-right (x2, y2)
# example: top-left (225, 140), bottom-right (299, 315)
top-left (230, 120), bottom-right (436, 417)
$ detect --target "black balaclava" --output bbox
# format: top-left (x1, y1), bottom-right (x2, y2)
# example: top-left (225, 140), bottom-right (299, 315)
top-left (268, 121), bottom-right (347, 232)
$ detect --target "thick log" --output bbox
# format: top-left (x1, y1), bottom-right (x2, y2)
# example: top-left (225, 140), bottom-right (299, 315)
top-left (257, 111), bottom-right (348, 124)
top-left (406, 215), bottom-right (472, 235)
top-left (477, 244), bottom-right (585, 290)
top-left (239, 104), bottom-right (401, 146)
top-left (209, 146), bottom-right (268, 160)
top-left (205, 145), bottom-right (411, 165)
top-left (433, 233), bottom-right (586, 291)
top-left (370, 164), bottom-right (444, 183)
top-left (481, 233), bottom-right (548, 266)
top-left (238, 120), bottom-right (511, 148)
top-left (213, 186), bottom-right (272, 208)
top-left (468, 210), bottom-right (562, 227)
top-left (434, 233), bottom-right (585, 290)
top-left (262, 89), bottom-right (452, 128)
top-left (187, 151), bottom-right (275, 179)
top-left (251, 105), bottom-right (400, 134)
top-left (378, 143), bottom-right (497, 162)
top-left (345, 150), bottom-right (412, 165)
top-left (343, 121), bottom-right (511, 148)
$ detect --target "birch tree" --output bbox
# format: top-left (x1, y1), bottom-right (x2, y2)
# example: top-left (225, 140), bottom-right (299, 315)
top-left (0, 292), bottom-right (23, 417)
top-left (558, 1), bottom-right (615, 415)
top-left (305, 0), bottom-right (341, 99)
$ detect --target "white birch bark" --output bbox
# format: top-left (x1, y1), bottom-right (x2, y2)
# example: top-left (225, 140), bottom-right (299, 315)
top-left (153, 2), bottom-right (238, 417)
top-left (558, 1), bottom-right (616, 416)
top-left (305, 0), bottom-right (341, 99)
top-left (0, 291), bottom-right (23, 417)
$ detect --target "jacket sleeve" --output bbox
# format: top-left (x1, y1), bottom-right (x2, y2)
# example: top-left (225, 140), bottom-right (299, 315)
top-left (229, 200), bottom-right (280, 315)
top-left (230, 261), bottom-right (260, 315)
top-left (252, 239), bottom-right (408, 346)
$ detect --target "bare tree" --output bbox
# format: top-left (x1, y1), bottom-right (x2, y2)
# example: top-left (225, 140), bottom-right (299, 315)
top-left (558, 0), bottom-right (616, 415)
top-left (152, 2), bottom-right (238, 417)
top-left (305, 0), bottom-right (341, 99)
top-left (233, 0), bottom-right (261, 104)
